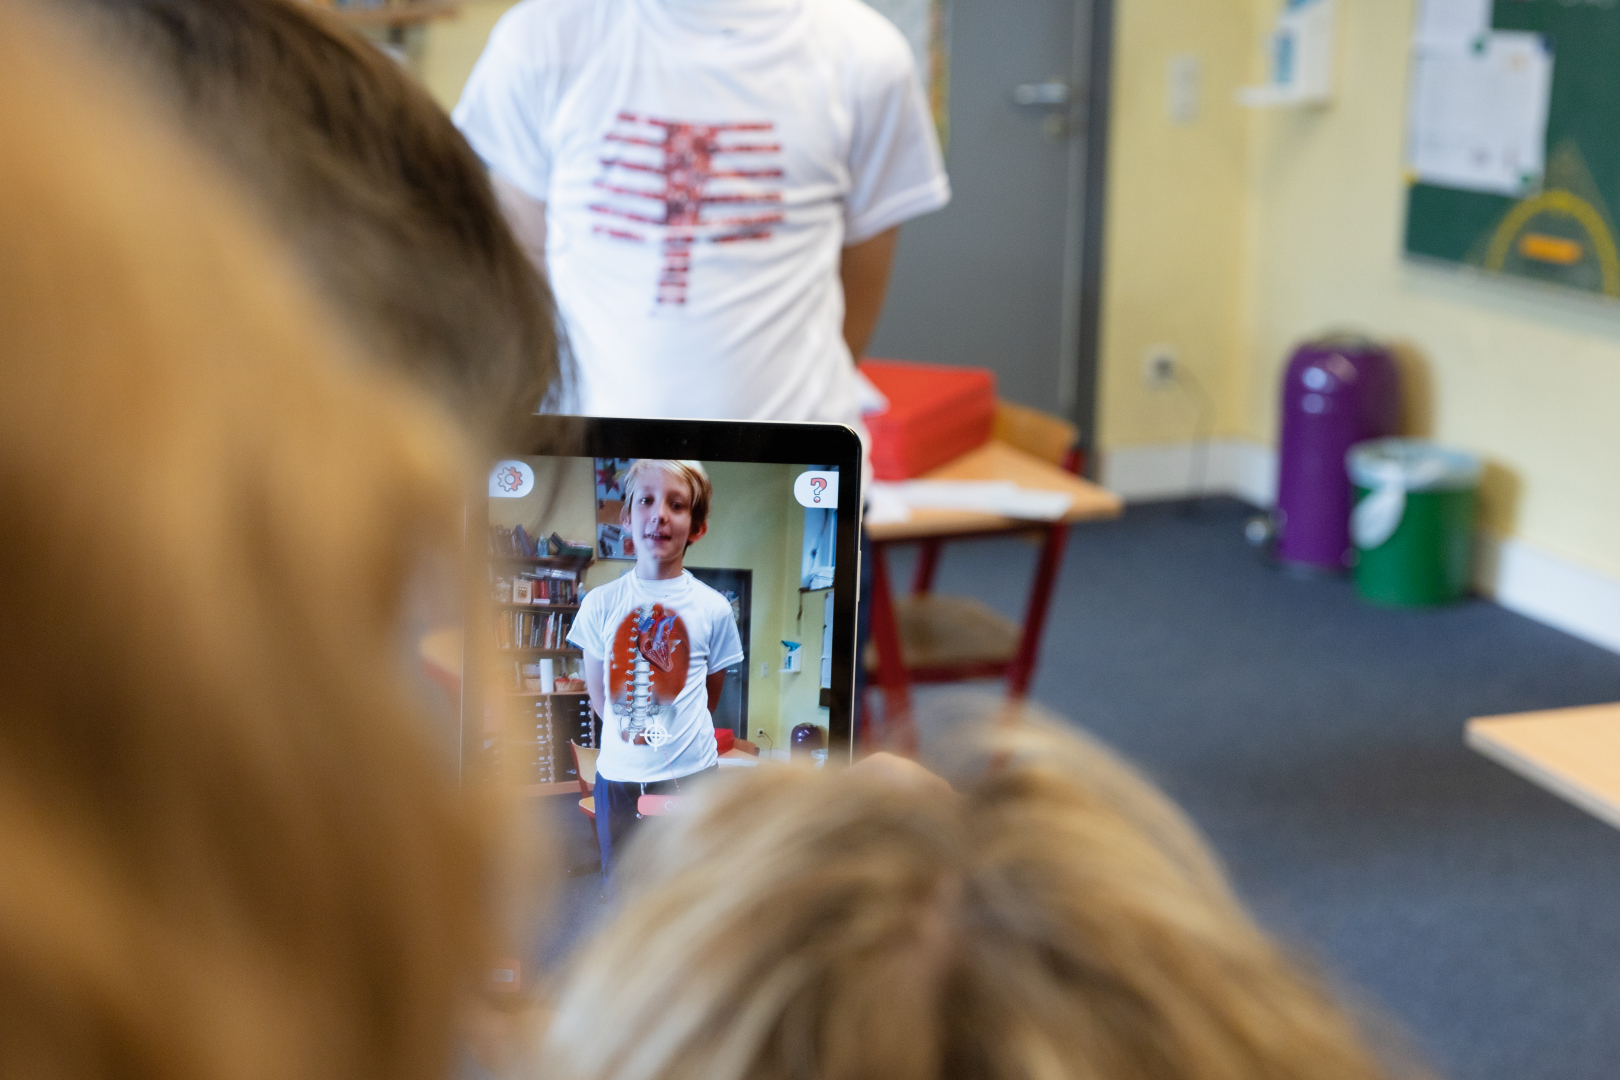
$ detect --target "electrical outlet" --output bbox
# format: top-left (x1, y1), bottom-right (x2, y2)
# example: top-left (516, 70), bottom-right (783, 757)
top-left (1143, 345), bottom-right (1178, 387)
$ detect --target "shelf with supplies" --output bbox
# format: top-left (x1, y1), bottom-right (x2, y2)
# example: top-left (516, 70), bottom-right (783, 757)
top-left (493, 554), bottom-right (593, 569)
top-left (493, 692), bottom-right (596, 794)
top-left (492, 606), bottom-right (577, 651)
top-left (485, 524), bottom-right (597, 794)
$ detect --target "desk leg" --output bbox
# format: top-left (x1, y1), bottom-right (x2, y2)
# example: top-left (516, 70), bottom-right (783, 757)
top-left (911, 539), bottom-right (942, 595)
top-left (866, 542), bottom-right (916, 755)
top-left (1007, 523), bottom-right (1071, 698)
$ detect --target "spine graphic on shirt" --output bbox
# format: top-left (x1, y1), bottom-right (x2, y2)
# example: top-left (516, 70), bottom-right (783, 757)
top-left (589, 112), bottom-right (783, 305)
top-left (611, 602), bottom-right (689, 746)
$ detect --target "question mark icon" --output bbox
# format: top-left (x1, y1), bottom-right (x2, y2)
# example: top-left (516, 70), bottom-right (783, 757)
top-left (809, 477), bottom-right (827, 504)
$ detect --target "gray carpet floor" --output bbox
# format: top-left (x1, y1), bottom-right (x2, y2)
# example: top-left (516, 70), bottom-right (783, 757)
top-left (901, 497), bottom-right (1620, 1080)
top-left (529, 497), bottom-right (1620, 1080)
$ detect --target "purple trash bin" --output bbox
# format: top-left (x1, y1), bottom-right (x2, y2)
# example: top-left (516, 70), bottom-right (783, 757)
top-left (1275, 336), bottom-right (1400, 571)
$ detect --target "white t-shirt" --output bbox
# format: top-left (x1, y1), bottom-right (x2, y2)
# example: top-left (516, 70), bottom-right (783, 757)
top-left (567, 569), bottom-right (745, 783)
top-left (453, 0), bottom-right (950, 427)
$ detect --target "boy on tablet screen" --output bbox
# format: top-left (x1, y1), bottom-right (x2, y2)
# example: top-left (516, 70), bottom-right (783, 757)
top-left (568, 459), bottom-right (743, 875)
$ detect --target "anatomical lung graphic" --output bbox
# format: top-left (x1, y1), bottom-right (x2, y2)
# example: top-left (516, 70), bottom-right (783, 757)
top-left (589, 112), bottom-right (784, 305)
top-left (608, 602), bottom-right (690, 745)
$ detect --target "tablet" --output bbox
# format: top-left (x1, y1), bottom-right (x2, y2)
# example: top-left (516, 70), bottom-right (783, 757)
top-left (469, 416), bottom-right (862, 797)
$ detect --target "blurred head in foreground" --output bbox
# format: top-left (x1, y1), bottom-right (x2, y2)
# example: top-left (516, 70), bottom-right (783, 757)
top-left (544, 709), bottom-right (1404, 1080)
top-left (64, 0), bottom-right (564, 443)
top-left (0, 9), bottom-right (491, 1080)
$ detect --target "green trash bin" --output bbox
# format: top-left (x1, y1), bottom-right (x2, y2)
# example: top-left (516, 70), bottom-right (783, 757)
top-left (1347, 439), bottom-right (1482, 607)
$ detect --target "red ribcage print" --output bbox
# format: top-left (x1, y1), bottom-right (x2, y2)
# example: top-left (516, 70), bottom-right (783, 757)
top-left (589, 112), bottom-right (783, 305)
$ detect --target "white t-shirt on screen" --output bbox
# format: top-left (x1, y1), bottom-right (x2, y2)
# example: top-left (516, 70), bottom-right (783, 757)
top-left (453, 0), bottom-right (950, 427)
top-left (567, 569), bottom-right (745, 783)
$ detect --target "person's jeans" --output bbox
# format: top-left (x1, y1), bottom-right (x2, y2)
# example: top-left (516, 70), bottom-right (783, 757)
top-left (594, 764), bottom-right (720, 878)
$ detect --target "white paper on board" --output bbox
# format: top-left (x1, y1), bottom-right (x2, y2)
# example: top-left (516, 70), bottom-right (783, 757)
top-left (1406, 32), bottom-right (1554, 198)
top-left (1413, 0), bottom-right (1491, 47)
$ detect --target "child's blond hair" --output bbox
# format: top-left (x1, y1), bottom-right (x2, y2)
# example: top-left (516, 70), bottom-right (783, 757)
top-left (542, 704), bottom-right (1415, 1080)
top-left (618, 459), bottom-right (713, 543)
top-left (0, 16), bottom-right (496, 1080)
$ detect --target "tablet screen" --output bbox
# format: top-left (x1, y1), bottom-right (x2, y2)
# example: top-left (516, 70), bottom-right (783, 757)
top-left (475, 422), bottom-right (859, 809)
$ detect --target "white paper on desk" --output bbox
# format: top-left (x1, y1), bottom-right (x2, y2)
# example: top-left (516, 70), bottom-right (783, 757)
top-left (869, 480), bottom-right (1073, 521)
top-left (864, 483), bottom-right (913, 524)
top-left (1406, 32), bottom-right (1553, 198)
top-left (1413, 0), bottom-right (1489, 47)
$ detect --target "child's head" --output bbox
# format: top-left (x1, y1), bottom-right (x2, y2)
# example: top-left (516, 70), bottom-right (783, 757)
top-left (0, 14), bottom-right (492, 1080)
top-left (542, 708), bottom-right (1404, 1080)
top-left (61, 0), bottom-right (563, 444)
top-left (619, 460), bottom-right (713, 562)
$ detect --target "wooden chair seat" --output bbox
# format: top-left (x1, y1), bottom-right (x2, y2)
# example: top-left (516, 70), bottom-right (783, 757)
top-left (578, 795), bottom-right (595, 821)
top-left (864, 594), bottom-right (1021, 674)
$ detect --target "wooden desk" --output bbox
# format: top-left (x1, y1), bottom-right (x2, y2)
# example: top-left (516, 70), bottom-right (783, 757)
top-left (866, 440), bottom-right (1123, 542)
top-left (864, 440), bottom-right (1122, 751)
top-left (1466, 703), bottom-right (1620, 830)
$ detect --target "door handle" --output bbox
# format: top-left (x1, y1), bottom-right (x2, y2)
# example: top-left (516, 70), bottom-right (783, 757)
top-left (1012, 81), bottom-right (1070, 107)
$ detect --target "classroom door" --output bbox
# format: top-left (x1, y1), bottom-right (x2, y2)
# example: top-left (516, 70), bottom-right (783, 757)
top-left (867, 0), bottom-right (1103, 428)
top-left (687, 567), bottom-right (751, 741)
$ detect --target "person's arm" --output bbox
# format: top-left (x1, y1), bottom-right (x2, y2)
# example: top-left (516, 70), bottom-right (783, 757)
top-left (584, 654), bottom-right (607, 721)
top-left (705, 671), bottom-right (726, 718)
top-left (492, 173), bottom-right (548, 271)
top-left (839, 225), bottom-right (900, 361)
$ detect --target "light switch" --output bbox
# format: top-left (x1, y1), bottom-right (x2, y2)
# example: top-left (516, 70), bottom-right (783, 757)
top-left (1168, 53), bottom-right (1202, 125)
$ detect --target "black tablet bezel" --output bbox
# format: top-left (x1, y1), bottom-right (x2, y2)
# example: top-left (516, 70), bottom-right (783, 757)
top-left (468, 415), bottom-right (863, 774)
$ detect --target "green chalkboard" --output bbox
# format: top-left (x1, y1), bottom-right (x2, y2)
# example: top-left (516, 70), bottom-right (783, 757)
top-left (1404, 0), bottom-right (1620, 297)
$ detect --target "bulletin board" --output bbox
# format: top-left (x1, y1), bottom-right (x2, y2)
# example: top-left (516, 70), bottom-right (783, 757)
top-left (1403, 0), bottom-right (1620, 298)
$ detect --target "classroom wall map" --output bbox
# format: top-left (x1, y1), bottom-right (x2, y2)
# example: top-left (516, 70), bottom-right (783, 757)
top-left (1404, 0), bottom-right (1620, 297)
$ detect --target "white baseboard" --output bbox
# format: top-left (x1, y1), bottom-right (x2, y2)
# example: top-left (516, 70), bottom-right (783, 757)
top-left (1100, 439), bottom-right (1620, 657)
top-left (1474, 534), bottom-right (1620, 655)
top-left (1100, 439), bottom-right (1276, 507)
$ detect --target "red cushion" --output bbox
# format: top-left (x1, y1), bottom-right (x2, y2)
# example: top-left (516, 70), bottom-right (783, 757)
top-left (859, 359), bottom-right (996, 479)
top-left (714, 728), bottom-right (735, 755)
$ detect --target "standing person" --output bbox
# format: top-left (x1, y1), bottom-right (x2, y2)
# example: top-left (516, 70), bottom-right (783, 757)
top-left (567, 460), bottom-right (744, 876)
top-left (453, 0), bottom-right (949, 430)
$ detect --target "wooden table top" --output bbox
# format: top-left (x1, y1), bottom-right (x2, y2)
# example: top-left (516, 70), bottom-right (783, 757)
top-left (1466, 702), bottom-right (1620, 831)
top-left (866, 439), bottom-right (1124, 543)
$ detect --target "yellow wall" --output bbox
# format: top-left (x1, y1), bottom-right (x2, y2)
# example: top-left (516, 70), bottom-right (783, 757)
top-left (1238, 0), bottom-right (1620, 581)
top-left (419, 0), bottom-right (519, 111)
top-left (1098, 0), bottom-right (1620, 585)
top-left (1096, 0), bottom-right (1258, 446)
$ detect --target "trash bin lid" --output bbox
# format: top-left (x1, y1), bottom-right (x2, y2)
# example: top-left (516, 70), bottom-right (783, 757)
top-left (1347, 438), bottom-right (1482, 492)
